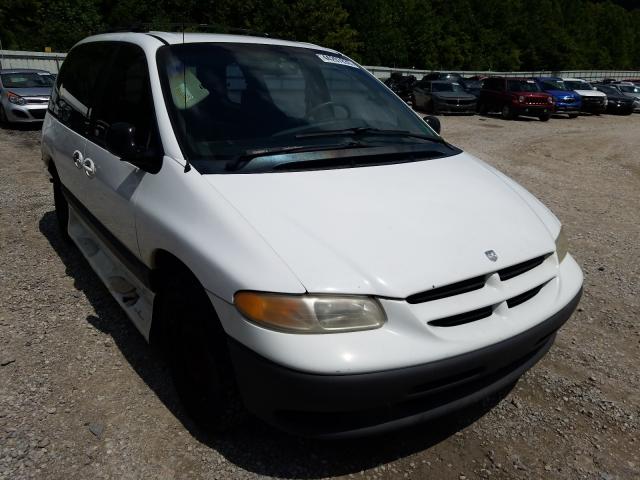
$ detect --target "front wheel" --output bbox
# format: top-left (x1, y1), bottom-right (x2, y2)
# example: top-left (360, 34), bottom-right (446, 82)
top-left (539, 113), bottom-right (550, 122)
top-left (568, 113), bottom-right (579, 119)
top-left (0, 105), bottom-right (9, 125)
top-left (159, 273), bottom-right (245, 432)
top-left (51, 167), bottom-right (71, 242)
top-left (501, 104), bottom-right (514, 120)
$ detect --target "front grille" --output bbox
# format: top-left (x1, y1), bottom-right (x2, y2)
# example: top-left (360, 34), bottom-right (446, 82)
top-left (498, 255), bottom-right (547, 281)
top-left (428, 280), bottom-right (548, 327)
top-left (445, 99), bottom-right (475, 105)
top-left (406, 275), bottom-right (485, 304)
top-left (562, 97), bottom-right (576, 104)
top-left (408, 254), bottom-right (549, 305)
top-left (525, 97), bottom-right (548, 105)
top-left (29, 109), bottom-right (46, 119)
top-left (583, 96), bottom-right (604, 104)
top-left (429, 306), bottom-right (493, 327)
top-left (506, 283), bottom-right (545, 308)
top-left (26, 97), bottom-right (49, 104)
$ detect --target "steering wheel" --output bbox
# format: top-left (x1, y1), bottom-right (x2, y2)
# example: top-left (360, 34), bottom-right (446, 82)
top-left (305, 101), bottom-right (351, 121)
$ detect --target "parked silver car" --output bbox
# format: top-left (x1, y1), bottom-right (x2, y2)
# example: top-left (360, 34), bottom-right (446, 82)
top-left (0, 69), bottom-right (54, 123)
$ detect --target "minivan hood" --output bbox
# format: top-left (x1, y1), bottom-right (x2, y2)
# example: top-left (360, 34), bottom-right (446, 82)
top-left (205, 153), bottom-right (556, 298)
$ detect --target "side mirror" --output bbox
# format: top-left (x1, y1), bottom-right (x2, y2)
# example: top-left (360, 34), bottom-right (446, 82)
top-left (106, 122), bottom-right (138, 159)
top-left (106, 122), bottom-right (160, 172)
top-left (423, 115), bottom-right (441, 134)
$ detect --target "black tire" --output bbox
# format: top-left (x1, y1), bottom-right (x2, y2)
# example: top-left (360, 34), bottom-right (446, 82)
top-left (568, 113), bottom-right (579, 119)
top-left (539, 113), bottom-right (550, 122)
top-left (478, 102), bottom-right (488, 115)
top-left (501, 104), bottom-right (514, 120)
top-left (0, 105), bottom-right (9, 125)
top-left (51, 166), bottom-right (71, 242)
top-left (158, 273), bottom-right (245, 432)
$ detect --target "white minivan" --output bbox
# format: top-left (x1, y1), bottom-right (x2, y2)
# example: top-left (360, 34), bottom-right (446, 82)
top-left (42, 32), bottom-right (583, 438)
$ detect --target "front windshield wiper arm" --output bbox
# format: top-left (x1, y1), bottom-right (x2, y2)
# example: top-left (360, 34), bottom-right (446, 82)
top-left (295, 127), bottom-right (447, 143)
top-left (225, 141), bottom-right (369, 171)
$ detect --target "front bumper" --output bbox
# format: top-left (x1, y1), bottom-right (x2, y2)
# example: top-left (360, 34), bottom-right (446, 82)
top-left (606, 102), bottom-right (634, 114)
top-left (229, 288), bottom-right (582, 438)
top-left (513, 105), bottom-right (551, 116)
top-left (434, 100), bottom-right (477, 114)
top-left (580, 98), bottom-right (607, 113)
top-left (554, 103), bottom-right (580, 113)
top-left (2, 100), bottom-right (48, 123)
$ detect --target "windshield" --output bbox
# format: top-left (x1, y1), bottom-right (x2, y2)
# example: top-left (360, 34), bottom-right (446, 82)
top-left (598, 86), bottom-right (619, 96)
top-left (564, 80), bottom-right (589, 90)
top-left (157, 43), bottom-right (442, 172)
top-left (0, 72), bottom-right (54, 88)
top-left (618, 85), bottom-right (640, 93)
top-left (540, 79), bottom-right (568, 91)
top-left (507, 80), bottom-right (541, 92)
top-left (431, 82), bottom-right (465, 93)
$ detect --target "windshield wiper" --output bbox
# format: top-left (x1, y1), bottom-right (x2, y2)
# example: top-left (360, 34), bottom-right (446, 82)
top-left (225, 141), bottom-right (369, 171)
top-left (295, 127), bottom-right (446, 143)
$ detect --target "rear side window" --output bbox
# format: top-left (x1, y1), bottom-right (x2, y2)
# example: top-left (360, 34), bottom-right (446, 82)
top-left (90, 44), bottom-right (158, 154)
top-left (50, 42), bottom-right (115, 134)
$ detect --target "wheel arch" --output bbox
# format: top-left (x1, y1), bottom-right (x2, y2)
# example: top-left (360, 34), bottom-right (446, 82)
top-left (148, 248), bottom-right (223, 347)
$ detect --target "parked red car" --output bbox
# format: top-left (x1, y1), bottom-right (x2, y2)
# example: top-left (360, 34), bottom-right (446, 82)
top-left (478, 77), bottom-right (554, 121)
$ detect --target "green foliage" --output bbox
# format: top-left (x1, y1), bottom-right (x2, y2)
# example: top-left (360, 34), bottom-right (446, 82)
top-left (1, 0), bottom-right (639, 70)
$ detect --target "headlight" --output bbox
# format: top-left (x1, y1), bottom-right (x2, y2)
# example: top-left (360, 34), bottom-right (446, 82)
top-left (234, 292), bottom-right (386, 333)
top-left (518, 95), bottom-right (525, 103)
top-left (7, 92), bottom-right (27, 106)
top-left (547, 96), bottom-right (554, 104)
top-left (555, 226), bottom-right (569, 264)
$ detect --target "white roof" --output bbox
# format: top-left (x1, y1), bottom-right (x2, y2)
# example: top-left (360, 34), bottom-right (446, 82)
top-left (76, 31), bottom-right (334, 53)
top-left (560, 77), bottom-right (588, 82)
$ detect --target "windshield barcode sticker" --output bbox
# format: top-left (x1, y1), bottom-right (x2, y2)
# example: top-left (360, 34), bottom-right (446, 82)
top-left (316, 54), bottom-right (358, 68)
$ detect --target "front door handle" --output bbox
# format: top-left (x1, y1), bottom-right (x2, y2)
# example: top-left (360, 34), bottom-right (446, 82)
top-left (83, 158), bottom-right (96, 178)
top-left (72, 150), bottom-right (83, 169)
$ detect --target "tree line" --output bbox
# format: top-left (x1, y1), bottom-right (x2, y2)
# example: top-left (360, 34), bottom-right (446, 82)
top-left (1, 0), bottom-right (639, 71)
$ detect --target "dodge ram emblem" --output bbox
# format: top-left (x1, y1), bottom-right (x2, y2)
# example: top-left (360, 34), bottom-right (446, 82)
top-left (485, 250), bottom-right (498, 262)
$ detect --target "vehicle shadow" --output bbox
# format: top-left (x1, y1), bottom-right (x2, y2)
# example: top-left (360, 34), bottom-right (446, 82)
top-left (39, 209), bottom-right (514, 478)
top-left (0, 121), bottom-right (43, 132)
top-left (478, 113), bottom-right (539, 122)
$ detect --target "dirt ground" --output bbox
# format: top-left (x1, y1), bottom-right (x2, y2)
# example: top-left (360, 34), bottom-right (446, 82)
top-left (1, 112), bottom-right (639, 480)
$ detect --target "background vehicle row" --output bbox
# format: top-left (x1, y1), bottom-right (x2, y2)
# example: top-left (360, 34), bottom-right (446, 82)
top-left (384, 71), bottom-right (639, 120)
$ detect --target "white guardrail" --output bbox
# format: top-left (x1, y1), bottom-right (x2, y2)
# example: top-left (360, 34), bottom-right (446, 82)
top-left (2, 49), bottom-right (640, 81)
top-left (0, 50), bottom-right (67, 73)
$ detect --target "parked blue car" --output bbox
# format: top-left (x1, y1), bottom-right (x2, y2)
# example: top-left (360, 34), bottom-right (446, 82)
top-left (533, 77), bottom-right (582, 118)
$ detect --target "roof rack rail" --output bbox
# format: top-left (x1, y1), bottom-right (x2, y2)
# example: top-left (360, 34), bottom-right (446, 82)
top-left (103, 22), bottom-right (271, 38)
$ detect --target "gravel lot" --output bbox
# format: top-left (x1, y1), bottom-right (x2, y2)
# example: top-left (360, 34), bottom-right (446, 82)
top-left (1, 113), bottom-right (639, 480)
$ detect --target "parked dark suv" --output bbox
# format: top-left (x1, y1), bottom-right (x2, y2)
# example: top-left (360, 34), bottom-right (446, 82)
top-left (478, 77), bottom-right (554, 121)
top-left (384, 72), bottom-right (417, 104)
top-left (412, 79), bottom-right (476, 115)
